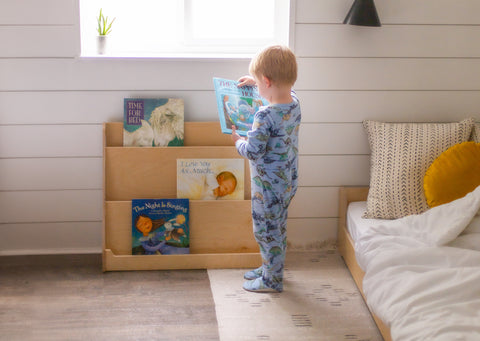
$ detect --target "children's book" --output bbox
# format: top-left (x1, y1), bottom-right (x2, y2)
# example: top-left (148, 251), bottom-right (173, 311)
top-left (213, 77), bottom-right (268, 137)
top-left (131, 198), bottom-right (189, 255)
top-left (123, 98), bottom-right (184, 147)
top-left (177, 158), bottom-right (244, 200)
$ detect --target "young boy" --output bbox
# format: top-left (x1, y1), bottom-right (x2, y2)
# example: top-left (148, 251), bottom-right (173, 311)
top-left (231, 45), bottom-right (301, 293)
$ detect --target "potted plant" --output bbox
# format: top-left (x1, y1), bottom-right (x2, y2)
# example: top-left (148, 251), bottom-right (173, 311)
top-left (97, 8), bottom-right (115, 55)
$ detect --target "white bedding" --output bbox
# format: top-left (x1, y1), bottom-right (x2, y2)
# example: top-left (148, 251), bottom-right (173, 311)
top-left (351, 186), bottom-right (480, 341)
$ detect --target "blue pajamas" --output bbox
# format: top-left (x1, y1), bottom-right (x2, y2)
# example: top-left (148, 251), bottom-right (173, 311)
top-left (235, 91), bottom-right (301, 291)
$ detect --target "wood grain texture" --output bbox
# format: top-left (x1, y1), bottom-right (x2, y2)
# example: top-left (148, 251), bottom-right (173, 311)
top-left (337, 186), bottom-right (392, 341)
top-left (0, 254), bottom-right (220, 340)
top-left (1, 0), bottom-right (480, 254)
top-left (105, 201), bottom-right (257, 255)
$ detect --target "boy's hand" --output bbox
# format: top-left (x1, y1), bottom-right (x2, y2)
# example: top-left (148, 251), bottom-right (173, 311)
top-left (231, 126), bottom-right (244, 144)
top-left (237, 76), bottom-right (256, 87)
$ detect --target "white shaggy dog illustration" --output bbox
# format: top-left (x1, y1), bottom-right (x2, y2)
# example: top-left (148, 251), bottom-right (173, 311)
top-left (123, 119), bottom-right (154, 147)
top-left (149, 98), bottom-right (184, 146)
top-left (123, 99), bottom-right (184, 147)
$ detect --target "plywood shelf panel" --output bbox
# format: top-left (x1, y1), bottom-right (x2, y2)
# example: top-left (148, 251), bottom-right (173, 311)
top-left (105, 121), bottom-right (234, 147)
top-left (104, 146), bottom-right (251, 201)
top-left (104, 249), bottom-right (261, 271)
top-left (105, 200), bottom-right (258, 255)
top-left (102, 121), bottom-right (258, 271)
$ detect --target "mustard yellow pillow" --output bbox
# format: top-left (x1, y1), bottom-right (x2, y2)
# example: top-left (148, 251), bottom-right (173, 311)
top-left (424, 141), bottom-right (480, 207)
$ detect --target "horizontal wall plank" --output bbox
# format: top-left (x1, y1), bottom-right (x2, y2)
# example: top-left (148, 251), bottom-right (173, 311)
top-left (0, 187), bottom-right (338, 224)
top-left (298, 58), bottom-right (480, 91)
top-left (289, 187), bottom-right (339, 218)
top-left (0, 26), bottom-right (79, 57)
top-left (298, 155), bottom-right (370, 187)
top-left (0, 222), bottom-right (101, 255)
top-left (0, 58), bottom-right (250, 91)
top-left (0, 154), bottom-right (367, 191)
top-left (2, 58), bottom-right (480, 91)
top-left (295, 0), bottom-right (480, 25)
top-left (0, 91), bottom-right (218, 124)
top-left (0, 125), bottom-right (102, 158)
top-left (0, 190), bottom-right (102, 224)
top-left (0, 0), bottom-right (76, 25)
top-left (0, 218), bottom-right (337, 255)
top-left (299, 91), bottom-right (480, 123)
top-left (296, 24), bottom-right (480, 58)
top-left (299, 123), bottom-right (369, 155)
top-left (1, 90), bottom-right (478, 125)
top-left (287, 218), bottom-right (338, 249)
top-left (0, 124), bottom-right (371, 158)
top-left (0, 158), bottom-right (102, 191)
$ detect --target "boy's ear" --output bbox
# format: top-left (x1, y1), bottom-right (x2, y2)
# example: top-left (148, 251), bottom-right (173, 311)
top-left (263, 75), bottom-right (272, 88)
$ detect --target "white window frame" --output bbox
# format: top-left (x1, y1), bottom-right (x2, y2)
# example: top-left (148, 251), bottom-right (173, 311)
top-left (79, 0), bottom-right (295, 58)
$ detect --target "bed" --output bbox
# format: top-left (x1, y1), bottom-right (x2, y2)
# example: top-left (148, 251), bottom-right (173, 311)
top-left (337, 118), bottom-right (480, 341)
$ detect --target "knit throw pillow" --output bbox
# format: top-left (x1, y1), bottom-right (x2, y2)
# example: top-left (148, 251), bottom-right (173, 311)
top-left (471, 123), bottom-right (480, 143)
top-left (363, 118), bottom-right (474, 219)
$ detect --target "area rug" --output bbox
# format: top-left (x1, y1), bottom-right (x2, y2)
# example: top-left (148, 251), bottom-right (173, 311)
top-left (0, 254), bottom-right (219, 341)
top-left (208, 250), bottom-right (382, 341)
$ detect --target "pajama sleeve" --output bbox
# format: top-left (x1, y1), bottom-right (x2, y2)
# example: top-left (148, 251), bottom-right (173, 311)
top-left (235, 110), bottom-right (272, 161)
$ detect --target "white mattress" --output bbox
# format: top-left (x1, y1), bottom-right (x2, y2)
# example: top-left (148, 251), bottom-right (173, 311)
top-left (347, 200), bottom-right (480, 250)
top-left (346, 201), bottom-right (387, 242)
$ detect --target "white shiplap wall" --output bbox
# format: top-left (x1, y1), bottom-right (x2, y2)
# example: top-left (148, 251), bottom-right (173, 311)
top-left (1, 0), bottom-right (479, 255)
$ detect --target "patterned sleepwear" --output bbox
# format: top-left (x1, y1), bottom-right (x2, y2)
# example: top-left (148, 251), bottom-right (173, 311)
top-left (235, 91), bottom-right (301, 291)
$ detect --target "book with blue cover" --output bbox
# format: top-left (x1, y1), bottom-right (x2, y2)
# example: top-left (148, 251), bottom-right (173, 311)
top-left (131, 198), bottom-right (189, 255)
top-left (213, 77), bottom-right (268, 137)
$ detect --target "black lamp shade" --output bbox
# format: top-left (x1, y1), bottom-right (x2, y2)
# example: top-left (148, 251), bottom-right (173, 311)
top-left (343, 0), bottom-right (381, 27)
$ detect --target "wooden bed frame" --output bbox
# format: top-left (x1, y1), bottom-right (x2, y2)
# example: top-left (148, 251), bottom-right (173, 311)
top-left (337, 187), bottom-right (392, 341)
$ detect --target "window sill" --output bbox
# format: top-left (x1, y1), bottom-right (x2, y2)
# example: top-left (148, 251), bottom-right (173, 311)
top-left (78, 52), bottom-right (254, 61)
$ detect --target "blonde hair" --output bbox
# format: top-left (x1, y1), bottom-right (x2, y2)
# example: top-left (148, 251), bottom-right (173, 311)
top-left (249, 45), bottom-right (297, 86)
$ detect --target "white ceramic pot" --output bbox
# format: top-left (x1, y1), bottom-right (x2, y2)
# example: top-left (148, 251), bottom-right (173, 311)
top-left (97, 35), bottom-right (107, 55)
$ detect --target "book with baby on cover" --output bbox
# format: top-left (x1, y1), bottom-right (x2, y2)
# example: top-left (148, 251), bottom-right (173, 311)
top-left (213, 77), bottom-right (268, 137)
top-left (123, 98), bottom-right (184, 147)
top-left (131, 198), bottom-right (189, 255)
top-left (177, 158), bottom-right (244, 200)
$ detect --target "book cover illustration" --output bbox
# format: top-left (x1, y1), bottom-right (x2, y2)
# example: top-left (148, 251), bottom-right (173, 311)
top-left (123, 98), bottom-right (184, 147)
top-left (213, 77), bottom-right (268, 137)
top-left (131, 199), bottom-right (189, 255)
top-left (177, 158), bottom-right (244, 200)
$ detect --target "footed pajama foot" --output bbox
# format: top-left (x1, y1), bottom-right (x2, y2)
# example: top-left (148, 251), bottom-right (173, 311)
top-left (244, 266), bottom-right (263, 280)
top-left (243, 277), bottom-right (282, 293)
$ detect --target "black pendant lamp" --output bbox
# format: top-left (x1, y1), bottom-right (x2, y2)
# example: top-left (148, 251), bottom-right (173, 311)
top-left (343, 0), bottom-right (381, 27)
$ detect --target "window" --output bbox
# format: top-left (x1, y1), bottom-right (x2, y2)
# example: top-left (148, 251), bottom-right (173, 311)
top-left (79, 0), bottom-right (292, 58)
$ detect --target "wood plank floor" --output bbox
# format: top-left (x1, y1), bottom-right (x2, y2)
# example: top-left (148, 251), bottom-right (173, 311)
top-left (0, 254), bottom-right (219, 341)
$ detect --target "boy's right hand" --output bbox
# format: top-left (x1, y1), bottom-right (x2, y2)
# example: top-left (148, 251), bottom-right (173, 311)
top-left (231, 126), bottom-right (244, 144)
top-left (237, 76), bottom-right (256, 87)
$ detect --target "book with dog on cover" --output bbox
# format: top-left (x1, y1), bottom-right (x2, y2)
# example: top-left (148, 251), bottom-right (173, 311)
top-left (131, 198), bottom-right (189, 255)
top-left (123, 98), bottom-right (184, 147)
top-left (213, 77), bottom-right (268, 137)
top-left (177, 158), bottom-right (244, 200)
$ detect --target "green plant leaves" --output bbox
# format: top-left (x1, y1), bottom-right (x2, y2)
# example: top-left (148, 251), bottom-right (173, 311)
top-left (97, 8), bottom-right (115, 36)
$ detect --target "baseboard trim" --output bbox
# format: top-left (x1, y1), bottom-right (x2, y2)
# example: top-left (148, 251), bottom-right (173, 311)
top-left (0, 247), bottom-right (101, 256)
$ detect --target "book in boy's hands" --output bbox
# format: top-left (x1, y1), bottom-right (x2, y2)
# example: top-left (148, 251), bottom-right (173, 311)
top-left (123, 98), bottom-right (184, 147)
top-left (213, 77), bottom-right (268, 137)
top-left (131, 198), bottom-right (189, 255)
top-left (177, 158), bottom-right (244, 200)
